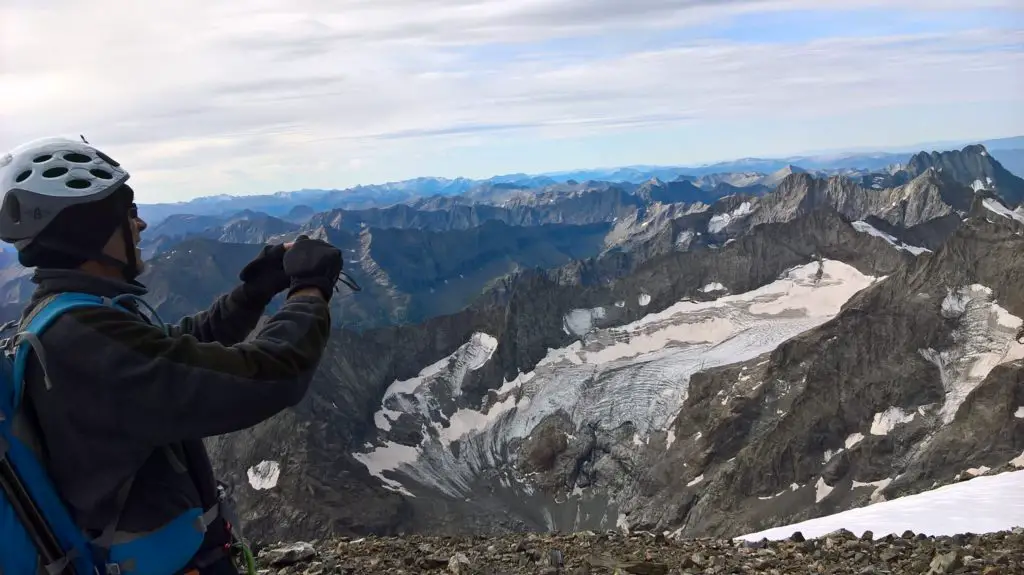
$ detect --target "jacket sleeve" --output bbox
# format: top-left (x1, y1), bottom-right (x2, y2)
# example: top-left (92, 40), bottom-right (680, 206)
top-left (42, 294), bottom-right (331, 445)
top-left (167, 284), bottom-right (270, 346)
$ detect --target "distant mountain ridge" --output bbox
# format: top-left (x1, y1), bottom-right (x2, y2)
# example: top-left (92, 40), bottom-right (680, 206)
top-left (136, 137), bottom-right (1024, 225)
top-left (107, 143), bottom-right (1022, 336)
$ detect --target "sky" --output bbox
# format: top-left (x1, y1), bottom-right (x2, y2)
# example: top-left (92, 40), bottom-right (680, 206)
top-left (1, 1), bottom-right (1023, 203)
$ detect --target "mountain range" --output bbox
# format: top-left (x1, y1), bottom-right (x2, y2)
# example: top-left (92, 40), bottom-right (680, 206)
top-left (2, 142), bottom-right (1023, 548)
top-left (134, 137), bottom-right (1024, 224)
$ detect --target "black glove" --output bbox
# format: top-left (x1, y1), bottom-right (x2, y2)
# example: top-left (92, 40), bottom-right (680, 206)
top-left (237, 243), bottom-right (291, 307)
top-left (283, 235), bottom-right (343, 301)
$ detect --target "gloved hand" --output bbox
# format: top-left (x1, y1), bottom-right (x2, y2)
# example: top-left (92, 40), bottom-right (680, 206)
top-left (283, 235), bottom-right (343, 301)
top-left (237, 243), bottom-right (291, 307)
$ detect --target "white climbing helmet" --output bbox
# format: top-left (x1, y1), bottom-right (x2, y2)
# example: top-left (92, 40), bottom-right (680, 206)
top-left (0, 136), bottom-right (130, 250)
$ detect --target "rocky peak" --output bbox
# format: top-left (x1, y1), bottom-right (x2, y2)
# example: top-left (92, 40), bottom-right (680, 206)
top-left (905, 145), bottom-right (1024, 206)
top-left (760, 164), bottom-right (809, 188)
top-left (747, 169), bottom-right (976, 232)
top-left (635, 178), bottom-right (705, 205)
top-left (219, 213), bottom-right (299, 244)
top-left (285, 204), bottom-right (315, 223)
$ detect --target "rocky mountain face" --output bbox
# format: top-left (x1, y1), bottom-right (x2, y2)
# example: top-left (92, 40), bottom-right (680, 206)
top-left (760, 165), bottom-right (809, 188)
top-left (139, 219), bottom-right (621, 331)
top-left (306, 185), bottom-right (643, 235)
top-left (141, 211), bottom-right (299, 259)
top-left (205, 204), bottom-right (921, 543)
top-left (614, 196), bottom-right (1024, 539)
top-left (904, 145), bottom-right (1024, 205)
top-left (210, 183), bottom-right (1024, 548)
top-left (745, 169), bottom-right (974, 231)
top-left (218, 212), bottom-right (299, 244)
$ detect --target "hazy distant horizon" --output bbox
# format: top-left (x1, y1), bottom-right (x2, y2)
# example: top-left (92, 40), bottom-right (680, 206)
top-left (128, 132), bottom-right (1023, 208)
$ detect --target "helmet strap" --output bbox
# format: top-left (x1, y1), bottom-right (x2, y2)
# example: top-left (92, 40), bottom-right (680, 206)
top-left (119, 214), bottom-right (140, 281)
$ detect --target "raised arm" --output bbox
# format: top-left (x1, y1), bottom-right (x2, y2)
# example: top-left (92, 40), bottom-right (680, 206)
top-left (46, 291), bottom-right (330, 443)
top-left (170, 243), bottom-right (292, 345)
top-left (40, 237), bottom-right (344, 444)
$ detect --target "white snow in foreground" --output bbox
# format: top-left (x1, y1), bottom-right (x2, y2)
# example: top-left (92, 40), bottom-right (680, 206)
top-left (982, 198), bottom-right (1024, 225)
top-left (1015, 407), bottom-right (1024, 419)
top-left (851, 221), bottom-right (931, 255)
top-left (247, 460), bottom-right (281, 490)
top-left (739, 470), bottom-right (1024, 541)
top-left (355, 260), bottom-right (881, 498)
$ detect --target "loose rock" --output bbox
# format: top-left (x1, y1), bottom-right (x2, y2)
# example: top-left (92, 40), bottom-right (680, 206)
top-left (246, 529), bottom-right (1024, 574)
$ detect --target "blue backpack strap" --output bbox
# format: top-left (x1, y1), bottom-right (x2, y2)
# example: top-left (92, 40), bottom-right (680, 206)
top-left (0, 292), bottom-right (123, 575)
top-left (10, 292), bottom-right (128, 409)
top-left (5, 291), bottom-right (213, 575)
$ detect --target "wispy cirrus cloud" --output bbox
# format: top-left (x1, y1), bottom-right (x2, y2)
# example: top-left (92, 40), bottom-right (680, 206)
top-left (1, 0), bottom-right (1021, 202)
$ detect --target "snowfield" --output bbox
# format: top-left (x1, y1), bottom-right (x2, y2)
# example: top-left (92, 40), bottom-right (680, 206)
top-left (738, 470), bottom-right (1024, 541)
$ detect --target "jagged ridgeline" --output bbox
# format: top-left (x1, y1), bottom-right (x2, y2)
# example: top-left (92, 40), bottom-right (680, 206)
top-left (1, 144), bottom-right (1022, 547)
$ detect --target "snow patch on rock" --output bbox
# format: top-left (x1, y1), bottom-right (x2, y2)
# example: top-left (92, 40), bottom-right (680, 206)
top-left (564, 307), bottom-right (607, 337)
top-left (870, 407), bottom-right (917, 436)
top-left (851, 221), bottom-right (931, 255)
top-left (708, 201), bottom-right (753, 233)
top-left (700, 282), bottom-right (726, 293)
top-left (983, 198), bottom-right (1024, 225)
top-left (852, 477), bottom-right (893, 504)
top-left (814, 477), bottom-right (833, 503)
top-left (247, 460), bottom-right (281, 491)
top-left (845, 432), bottom-right (865, 449)
top-left (675, 230), bottom-right (695, 249)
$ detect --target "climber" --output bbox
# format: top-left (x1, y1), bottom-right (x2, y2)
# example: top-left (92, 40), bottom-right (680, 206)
top-left (0, 137), bottom-right (341, 575)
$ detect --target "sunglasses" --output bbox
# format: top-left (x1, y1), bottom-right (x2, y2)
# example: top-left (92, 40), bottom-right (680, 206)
top-left (129, 203), bottom-right (139, 219)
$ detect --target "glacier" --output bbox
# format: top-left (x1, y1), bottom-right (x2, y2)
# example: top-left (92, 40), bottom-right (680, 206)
top-left (355, 260), bottom-right (880, 502)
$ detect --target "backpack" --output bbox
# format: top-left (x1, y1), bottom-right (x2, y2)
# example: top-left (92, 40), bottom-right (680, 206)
top-left (0, 292), bottom-right (220, 575)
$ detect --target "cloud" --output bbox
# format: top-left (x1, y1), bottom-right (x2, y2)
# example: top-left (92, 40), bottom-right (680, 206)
top-left (1, 0), bottom-right (1022, 202)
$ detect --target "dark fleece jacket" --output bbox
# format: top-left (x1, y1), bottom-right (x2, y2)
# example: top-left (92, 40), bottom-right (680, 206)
top-left (19, 268), bottom-right (331, 570)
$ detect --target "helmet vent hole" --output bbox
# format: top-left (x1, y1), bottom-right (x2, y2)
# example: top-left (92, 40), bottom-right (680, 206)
top-left (66, 179), bottom-right (92, 189)
top-left (43, 167), bottom-right (69, 178)
top-left (32, 154), bottom-right (53, 163)
top-left (15, 170), bottom-right (32, 183)
top-left (95, 150), bottom-right (120, 167)
top-left (64, 152), bottom-right (92, 163)
top-left (90, 168), bottom-right (113, 180)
